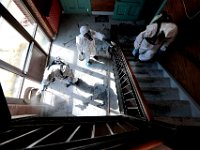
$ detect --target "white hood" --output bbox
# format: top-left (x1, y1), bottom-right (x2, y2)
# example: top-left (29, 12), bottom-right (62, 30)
top-left (80, 26), bottom-right (89, 35)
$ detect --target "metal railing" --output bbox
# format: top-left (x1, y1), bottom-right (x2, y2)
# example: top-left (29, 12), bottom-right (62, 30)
top-left (0, 116), bottom-right (143, 149)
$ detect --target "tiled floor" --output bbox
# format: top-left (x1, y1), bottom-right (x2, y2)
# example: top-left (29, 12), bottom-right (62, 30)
top-left (40, 14), bottom-right (125, 116)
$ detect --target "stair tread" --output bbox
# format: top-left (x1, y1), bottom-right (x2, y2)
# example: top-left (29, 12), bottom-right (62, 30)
top-left (136, 77), bottom-right (171, 87)
top-left (154, 116), bottom-right (200, 126)
top-left (142, 87), bottom-right (180, 100)
top-left (129, 61), bottom-right (158, 67)
top-left (141, 87), bottom-right (179, 90)
top-left (134, 69), bottom-right (164, 77)
top-left (148, 99), bottom-right (190, 104)
top-left (137, 77), bottom-right (170, 82)
top-left (139, 84), bottom-right (171, 89)
top-left (122, 51), bottom-right (132, 54)
top-left (134, 74), bottom-right (164, 78)
top-left (133, 69), bottom-right (164, 78)
top-left (122, 47), bottom-right (133, 50)
top-left (147, 100), bottom-right (191, 117)
top-left (130, 65), bottom-right (158, 70)
top-left (131, 68), bottom-right (163, 72)
top-left (126, 57), bottom-right (138, 61)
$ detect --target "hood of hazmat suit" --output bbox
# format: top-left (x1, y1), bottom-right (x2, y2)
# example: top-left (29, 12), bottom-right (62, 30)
top-left (80, 26), bottom-right (89, 35)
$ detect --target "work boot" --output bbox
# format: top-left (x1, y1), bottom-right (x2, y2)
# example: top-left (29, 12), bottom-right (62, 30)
top-left (66, 84), bottom-right (71, 87)
top-left (74, 78), bottom-right (79, 85)
top-left (93, 56), bottom-right (98, 60)
top-left (86, 60), bottom-right (92, 66)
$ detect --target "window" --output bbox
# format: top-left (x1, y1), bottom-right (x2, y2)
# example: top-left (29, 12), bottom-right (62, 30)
top-left (0, 17), bottom-right (29, 70)
top-left (0, 0), bottom-right (51, 54)
top-left (1, 0), bottom-right (37, 36)
top-left (0, 68), bottom-right (23, 98)
top-left (26, 44), bottom-right (47, 81)
top-left (35, 27), bottom-right (51, 54)
top-left (0, 1), bottom-right (50, 100)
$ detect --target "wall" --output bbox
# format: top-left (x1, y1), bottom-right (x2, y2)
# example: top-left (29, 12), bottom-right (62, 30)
top-left (8, 104), bottom-right (43, 116)
top-left (139, 0), bottom-right (164, 23)
top-left (160, 0), bottom-right (200, 104)
top-left (23, 0), bottom-right (61, 39)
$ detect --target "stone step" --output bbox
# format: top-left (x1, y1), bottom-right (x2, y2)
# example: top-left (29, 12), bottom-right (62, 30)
top-left (129, 61), bottom-right (158, 69)
top-left (122, 51), bottom-right (133, 56)
top-left (126, 56), bottom-right (138, 61)
top-left (123, 53), bottom-right (133, 58)
top-left (122, 50), bottom-right (133, 54)
top-left (122, 47), bottom-right (133, 52)
top-left (148, 100), bottom-right (191, 117)
top-left (132, 66), bottom-right (162, 72)
top-left (133, 69), bottom-right (164, 77)
top-left (153, 117), bottom-right (200, 126)
top-left (141, 87), bottom-right (180, 100)
top-left (137, 77), bottom-right (171, 88)
top-left (131, 65), bottom-right (159, 70)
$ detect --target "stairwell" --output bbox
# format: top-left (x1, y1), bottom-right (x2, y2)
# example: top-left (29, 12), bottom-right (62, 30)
top-left (122, 47), bottom-right (200, 118)
top-left (2, 23), bottom-right (200, 149)
top-left (2, 46), bottom-right (200, 150)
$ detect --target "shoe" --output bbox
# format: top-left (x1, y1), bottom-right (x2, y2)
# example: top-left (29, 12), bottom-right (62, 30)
top-left (93, 56), bottom-right (98, 60)
top-left (74, 78), bottom-right (79, 85)
top-left (86, 61), bottom-right (92, 66)
top-left (66, 84), bottom-right (71, 87)
top-left (132, 48), bottom-right (139, 57)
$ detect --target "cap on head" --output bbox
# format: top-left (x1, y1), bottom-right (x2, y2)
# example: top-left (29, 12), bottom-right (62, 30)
top-left (80, 26), bottom-right (89, 35)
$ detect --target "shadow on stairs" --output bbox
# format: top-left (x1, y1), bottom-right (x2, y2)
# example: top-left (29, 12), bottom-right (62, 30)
top-left (121, 47), bottom-right (200, 118)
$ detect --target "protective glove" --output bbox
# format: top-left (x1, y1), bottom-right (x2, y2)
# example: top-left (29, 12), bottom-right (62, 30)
top-left (160, 45), bottom-right (167, 51)
top-left (132, 48), bottom-right (139, 57)
top-left (79, 52), bottom-right (85, 61)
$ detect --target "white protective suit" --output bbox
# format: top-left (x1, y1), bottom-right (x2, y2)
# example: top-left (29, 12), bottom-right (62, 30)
top-left (38, 63), bottom-right (78, 93)
top-left (133, 22), bottom-right (178, 61)
top-left (76, 26), bottom-right (105, 62)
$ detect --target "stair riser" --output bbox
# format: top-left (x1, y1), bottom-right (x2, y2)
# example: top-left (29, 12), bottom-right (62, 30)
top-left (129, 61), bottom-right (158, 68)
top-left (148, 100), bottom-right (191, 117)
top-left (142, 88), bottom-right (180, 100)
top-left (138, 79), bottom-right (171, 87)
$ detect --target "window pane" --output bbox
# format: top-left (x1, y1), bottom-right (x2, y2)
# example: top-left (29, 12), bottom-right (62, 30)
top-left (0, 17), bottom-right (29, 70)
top-left (0, 68), bottom-right (23, 98)
top-left (27, 45), bottom-right (47, 82)
top-left (1, 0), bottom-right (37, 36)
top-left (35, 27), bottom-right (51, 54)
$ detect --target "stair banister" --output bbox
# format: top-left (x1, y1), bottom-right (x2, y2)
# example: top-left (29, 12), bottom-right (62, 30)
top-left (115, 46), bottom-right (153, 121)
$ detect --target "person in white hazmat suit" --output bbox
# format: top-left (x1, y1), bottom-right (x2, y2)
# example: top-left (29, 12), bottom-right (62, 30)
top-left (76, 26), bottom-right (106, 66)
top-left (132, 12), bottom-right (178, 61)
top-left (37, 58), bottom-right (79, 95)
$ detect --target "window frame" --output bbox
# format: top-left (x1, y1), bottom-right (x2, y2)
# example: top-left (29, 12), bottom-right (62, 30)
top-left (0, 2), bottom-right (51, 101)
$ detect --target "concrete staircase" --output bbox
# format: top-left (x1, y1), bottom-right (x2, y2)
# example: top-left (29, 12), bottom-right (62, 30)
top-left (122, 47), bottom-right (200, 118)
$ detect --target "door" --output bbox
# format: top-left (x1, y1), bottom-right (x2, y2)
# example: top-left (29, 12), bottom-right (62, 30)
top-left (61, 0), bottom-right (91, 14)
top-left (113, 0), bottom-right (145, 21)
top-left (77, 0), bottom-right (91, 13)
